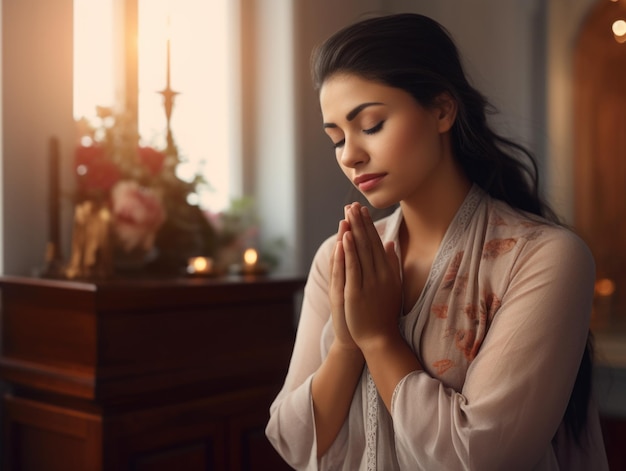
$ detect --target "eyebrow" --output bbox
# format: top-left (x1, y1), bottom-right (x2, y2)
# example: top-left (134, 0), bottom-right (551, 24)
top-left (323, 102), bottom-right (384, 129)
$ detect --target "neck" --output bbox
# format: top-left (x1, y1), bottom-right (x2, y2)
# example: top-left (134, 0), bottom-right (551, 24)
top-left (399, 166), bottom-right (472, 257)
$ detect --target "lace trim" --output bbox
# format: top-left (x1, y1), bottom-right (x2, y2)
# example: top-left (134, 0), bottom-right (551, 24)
top-left (366, 370), bottom-right (377, 471)
top-left (422, 185), bottom-right (483, 297)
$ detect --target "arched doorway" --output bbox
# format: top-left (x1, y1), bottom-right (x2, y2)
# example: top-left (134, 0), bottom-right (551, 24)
top-left (574, 0), bottom-right (626, 330)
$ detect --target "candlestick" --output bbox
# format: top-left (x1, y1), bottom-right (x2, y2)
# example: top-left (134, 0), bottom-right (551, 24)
top-left (158, 15), bottom-right (179, 159)
top-left (43, 136), bottom-right (64, 277)
top-left (49, 136), bottom-right (60, 246)
top-left (166, 16), bottom-right (171, 88)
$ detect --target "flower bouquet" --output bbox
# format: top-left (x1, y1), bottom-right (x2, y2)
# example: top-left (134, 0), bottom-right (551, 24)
top-left (65, 107), bottom-right (216, 278)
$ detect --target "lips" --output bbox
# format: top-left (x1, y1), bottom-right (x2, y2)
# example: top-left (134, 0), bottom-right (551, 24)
top-left (353, 173), bottom-right (386, 192)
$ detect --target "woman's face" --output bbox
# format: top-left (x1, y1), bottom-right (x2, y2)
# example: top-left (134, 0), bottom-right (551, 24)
top-left (319, 73), bottom-right (457, 209)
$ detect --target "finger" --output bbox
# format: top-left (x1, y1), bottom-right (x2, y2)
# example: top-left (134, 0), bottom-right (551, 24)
top-left (337, 219), bottom-right (350, 242)
top-left (344, 204), bottom-right (352, 220)
top-left (330, 240), bottom-right (346, 308)
top-left (342, 204), bottom-right (353, 233)
top-left (360, 206), bottom-right (388, 271)
top-left (332, 218), bottom-right (349, 274)
top-left (342, 230), bottom-right (363, 291)
top-left (346, 204), bottom-right (376, 275)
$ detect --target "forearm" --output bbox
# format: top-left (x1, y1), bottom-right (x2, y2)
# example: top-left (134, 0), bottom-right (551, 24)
top-left (361, 332), bottom-right (422, 412)
top-left (311, 341), bottom-right (365, 457)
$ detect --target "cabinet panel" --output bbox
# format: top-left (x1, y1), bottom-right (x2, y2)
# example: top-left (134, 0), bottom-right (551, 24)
top-left (0, 276), bottom-right (303, 471)
top-left (3, 395), bottom-right (102, 471)
top-left (131, 442), bottom-right (217, 471)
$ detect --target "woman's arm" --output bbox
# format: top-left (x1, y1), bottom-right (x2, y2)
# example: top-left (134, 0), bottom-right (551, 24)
top-left (340, 204), bottom-right (421, 410)
top-left (266, 215), bottom-right (367, 467)
top-left (340, 203), bottom-right (602, 469)
top-left (265, 236), bottom-right (336, 469)
top-left (389, 230), bottom-right (598, 469)
top-left (312, 216), bottom-right (365, 457)
top-left (311, 341), bottom-right (364, 457)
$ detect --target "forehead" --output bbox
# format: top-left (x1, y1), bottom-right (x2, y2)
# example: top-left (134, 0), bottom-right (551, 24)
top-left (319, 74), bottom-right (402, 120)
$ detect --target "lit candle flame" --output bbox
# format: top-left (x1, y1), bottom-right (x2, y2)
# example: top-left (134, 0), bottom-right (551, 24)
top-left (613, 20), bottom-right (626, 43)
top-left (244, 248), bottom-right (258, 266)
top-left (188, 256), bottom-right (212, 274)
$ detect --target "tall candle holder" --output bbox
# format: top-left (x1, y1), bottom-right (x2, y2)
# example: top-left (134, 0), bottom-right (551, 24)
top-left (42, 136), bottom-right (65, 278)
top-left (158, 27), bottom-right (180, 160)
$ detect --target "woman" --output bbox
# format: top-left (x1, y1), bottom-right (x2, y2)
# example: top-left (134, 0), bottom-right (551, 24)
top-left (266, 13), bottom-right (608, 470)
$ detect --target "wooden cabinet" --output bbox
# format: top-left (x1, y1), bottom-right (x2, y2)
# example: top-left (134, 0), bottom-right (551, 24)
top-left (0, 275), bottom-right (304, 471)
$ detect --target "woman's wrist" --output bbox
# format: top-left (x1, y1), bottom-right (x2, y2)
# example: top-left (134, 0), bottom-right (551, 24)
top-left (329, 338), bottom-right (365, 363)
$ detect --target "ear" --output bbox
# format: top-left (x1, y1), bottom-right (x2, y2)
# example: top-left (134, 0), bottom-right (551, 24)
top-left (433, 92), bottom-right (457, 133)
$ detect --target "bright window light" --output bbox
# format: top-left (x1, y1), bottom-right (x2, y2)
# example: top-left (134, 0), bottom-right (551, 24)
top-left (73, 0), bottom-right (234, 211)
top-left (73, 0), bottom-right (115, 122)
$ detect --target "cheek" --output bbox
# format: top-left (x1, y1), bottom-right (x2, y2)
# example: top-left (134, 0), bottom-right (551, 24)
top-left (381, 122), bottom-right (428, 162)
top-left (390, 117), bottom-right (440, 160)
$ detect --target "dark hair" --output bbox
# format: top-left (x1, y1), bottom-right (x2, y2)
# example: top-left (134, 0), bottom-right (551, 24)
top-left (312, 12), bottom-right (593, 446)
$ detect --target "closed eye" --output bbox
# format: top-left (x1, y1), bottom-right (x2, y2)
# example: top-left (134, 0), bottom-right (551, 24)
top-left (331, 120), bottom-right (384, 149)
top-left (363, 121), bottom-right (384, 135)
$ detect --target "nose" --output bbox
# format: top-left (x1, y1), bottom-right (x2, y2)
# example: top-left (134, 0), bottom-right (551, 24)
top-left (339, 138), bottom-right (368, 168)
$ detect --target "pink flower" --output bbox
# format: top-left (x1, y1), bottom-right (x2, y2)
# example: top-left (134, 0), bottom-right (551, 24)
top-left (111, 181), bottom-right (166, 253)
top-left (137, 146), bottom-right (166, 176)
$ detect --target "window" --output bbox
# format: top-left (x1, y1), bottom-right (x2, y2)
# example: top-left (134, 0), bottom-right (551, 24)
top-left (73, 0), bottom-right (237, 211)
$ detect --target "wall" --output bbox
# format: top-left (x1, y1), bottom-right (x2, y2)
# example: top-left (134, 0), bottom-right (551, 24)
top-left (240, 0), bottom-right (300, 276)
top-left (292, 0), bottom-right (385, 272)
top-left (1, 0), bottom-right (75, 275)
top-left (1, 0), bottom-right (75, 276)
top-left (546, 0), bottom-right (597, 221)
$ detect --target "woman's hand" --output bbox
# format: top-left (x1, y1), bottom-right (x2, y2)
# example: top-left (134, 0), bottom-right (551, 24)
top-left (330, 203), bottom-right (419, 413)
top-left (341, 203), bottom-right (403, 350)
top-left (329, 206), bottom-right (361, 351)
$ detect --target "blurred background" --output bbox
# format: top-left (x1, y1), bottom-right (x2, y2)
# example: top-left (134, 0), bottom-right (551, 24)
top-left (2, 0), bottom-right (624, 297)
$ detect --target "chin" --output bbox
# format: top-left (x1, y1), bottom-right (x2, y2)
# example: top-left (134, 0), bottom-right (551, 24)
top-left (364, 194), bottom-right (399, 210)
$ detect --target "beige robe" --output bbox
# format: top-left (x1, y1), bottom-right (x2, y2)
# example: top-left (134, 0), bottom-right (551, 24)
top-left (266, 185), bottom-right (608, 470)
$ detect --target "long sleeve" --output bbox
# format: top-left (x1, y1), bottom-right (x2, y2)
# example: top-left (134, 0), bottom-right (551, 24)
top-left (266, 236), bottom-right (336, 469)
top-left (390, 227), bottom-right (605, 470)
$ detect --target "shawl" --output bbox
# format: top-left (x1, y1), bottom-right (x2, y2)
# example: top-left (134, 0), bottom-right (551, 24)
top-left (266, 185), bottom-right (608, 470)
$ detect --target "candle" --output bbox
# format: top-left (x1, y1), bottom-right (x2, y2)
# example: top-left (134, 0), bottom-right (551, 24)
top-left (243, 248), bottom-right (258, 268)
top-left (187, 256), bottom-right (214, 276)
top-left (228, 248), bottom-right (268, 276)
top-left (238, 248), bottom-right (268, 276)
top-left (49, 136), bottom-right (61, 249)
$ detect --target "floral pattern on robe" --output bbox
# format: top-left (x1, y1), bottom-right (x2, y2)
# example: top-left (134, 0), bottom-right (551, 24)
top-left (266, 185), bottom-right (608, 471)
